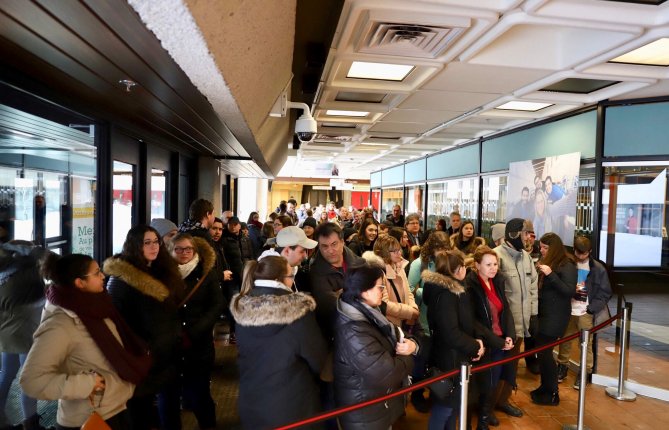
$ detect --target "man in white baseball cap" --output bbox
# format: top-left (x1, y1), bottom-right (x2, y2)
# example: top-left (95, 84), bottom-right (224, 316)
top-left (258, 226), bottom-right (317, 291)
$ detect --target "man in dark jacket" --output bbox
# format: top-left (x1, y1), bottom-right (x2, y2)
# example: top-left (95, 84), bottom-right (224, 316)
top-left (178, 198), bottom-right (215, 242)
top-left (556, 236), bottom-right (612, 389)
top-left (386, 204), bottom-right (405, 227)
top-left (309, 222), bottom-right (364, 341)
top-left (220, 217), bottom-right (244, 343)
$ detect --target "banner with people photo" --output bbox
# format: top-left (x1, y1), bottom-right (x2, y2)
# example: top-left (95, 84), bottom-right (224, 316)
top-left (506, 152), bottom-right (580, 246)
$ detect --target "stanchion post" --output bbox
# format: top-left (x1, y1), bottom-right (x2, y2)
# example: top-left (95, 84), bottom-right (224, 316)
top-left (606, 303), bottom-right (636, 401)
top-left (459, 363), bottom-right (470, 430)
top-left (563, 329), bottom-right (591, 430)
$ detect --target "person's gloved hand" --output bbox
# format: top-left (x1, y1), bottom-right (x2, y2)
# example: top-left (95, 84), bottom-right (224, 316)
top-left (529, 315), bottom-right (539, 337)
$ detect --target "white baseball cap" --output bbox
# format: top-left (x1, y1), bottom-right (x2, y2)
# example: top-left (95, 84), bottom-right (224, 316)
top-left (276, 226), bottom-right (318, 249)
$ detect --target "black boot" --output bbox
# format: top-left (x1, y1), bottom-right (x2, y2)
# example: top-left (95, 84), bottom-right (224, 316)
top-left (410, 389), bottom-right (430, 413)
top-left (531, 389), bottom-right (560, 406)
top-left (21, 415), bottom-right (47, 430)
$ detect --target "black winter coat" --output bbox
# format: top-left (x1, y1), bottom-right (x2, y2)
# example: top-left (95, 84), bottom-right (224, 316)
top-left (422, 271), bottom-right (480, 406)
top-left (538, 261), bottom-right (577, 338)
top-left (334, 299), bottom-right (413, 430)
top-left (221, 230), bottom-right (244, 289)
top-left (309, 247), bottom-right (364, 341)
top-left (231, 286), bottom-right (326, 430)
top-left (104, 258), bottom-right (181, 396)
top-left (180, 238), bottom-right (224, 367)
top-left (584, 258), bottom-right (613, 316)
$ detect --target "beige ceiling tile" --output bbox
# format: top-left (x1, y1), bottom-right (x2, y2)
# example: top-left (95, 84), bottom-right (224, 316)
top-left (423, 62), bottom-right (551, 93)
top-left (367, 121), bottom-right (438, 134)
top-left (382, 109), bottom-right (463, 123)
top-left (399, 90), bottom-right (500, 111)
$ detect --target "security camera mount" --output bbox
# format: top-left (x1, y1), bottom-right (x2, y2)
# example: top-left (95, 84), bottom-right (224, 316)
top-left (269, 85), bottom-right (317, 143)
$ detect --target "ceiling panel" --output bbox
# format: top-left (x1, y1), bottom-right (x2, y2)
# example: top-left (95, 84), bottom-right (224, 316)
top-left (399, 89), bottom-right (500, 111)
top-left (381, 109), bottom-right (463, 123)
top-left (423, 62), bottom-right (551, 93)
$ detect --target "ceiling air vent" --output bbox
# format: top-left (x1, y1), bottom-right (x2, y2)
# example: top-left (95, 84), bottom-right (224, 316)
top-left (358, 22), bottom-right (465, 59)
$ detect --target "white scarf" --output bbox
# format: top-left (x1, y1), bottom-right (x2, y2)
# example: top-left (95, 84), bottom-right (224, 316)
top-left (254, 279), bottom-right (291, 291)
top-left (178, 253), bottom-right (200, 279)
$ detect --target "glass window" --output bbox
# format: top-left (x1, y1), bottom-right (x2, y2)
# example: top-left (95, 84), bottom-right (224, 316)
top-left (381, 186), bottom-right (403, 221)
top-left (599, 164), bottom-right (669, 268)
top-left (113, 161), bottom-right (134, 254)
top-left (0, 102), bottom-right (94, 253)
top-left (405, 184), bottom-right (425, 222)
top-left (426, 177), bottom-right (479, 230)
top-left (480, 175), bottom-right (507, 240)
top-left (151, 169), bottom-right (167, 220)
top-left (371, 190), bottom-right (381, 220)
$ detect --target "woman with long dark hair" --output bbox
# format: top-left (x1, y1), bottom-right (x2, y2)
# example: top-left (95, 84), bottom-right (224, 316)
top-left (334, 261), bottom-right (417, 429)
top-left (450, 220), bottom-right (485, 255)
top-left (232, 256), bottom-right (326, 429)
top-left (21, 253), bottom-right (151, 430)
top-left (348, 218), bottom-right (378, 257)
top-left (463, 247), bottom-right (515, 430)
top-left (104, 225), bottom-right (184, 430)
top-left (530, 233), bottom-right (576, 406)
top-left (422, 250), bottom-right (484, 430)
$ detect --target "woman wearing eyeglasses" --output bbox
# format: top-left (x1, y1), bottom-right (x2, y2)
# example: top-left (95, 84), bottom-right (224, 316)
top-left (104, 225), bottom-right (185, 430)
top-left (334, 261), bottom-right (418, 430)
top-left (169, 233), bottom-right (223, 430)
top-left (21, 253), bottom-right (151, 430)
top-left (231, 255), bottom-right (326, 429)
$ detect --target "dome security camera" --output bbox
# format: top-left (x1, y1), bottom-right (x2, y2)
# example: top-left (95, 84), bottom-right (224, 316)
top-left (295, 113), bottom-right (317, 143)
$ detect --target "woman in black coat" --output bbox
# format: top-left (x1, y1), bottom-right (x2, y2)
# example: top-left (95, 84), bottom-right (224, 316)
top-left (334, 261), bottom-right (417, 430)
top-left (464, 247), bottom-right (516, 430)
top-left (170, 233), bottom-right (224, 430)
top-left (531, 233), bottom-right (577, 406)
top-left (104, 225), bottom-right (185, 430)
top-left (422, 250), bottom-right (484, 430)
top-left (347, 218), bottom-right (378, 257)
top-left (231, 256), bottom-right (326, 430)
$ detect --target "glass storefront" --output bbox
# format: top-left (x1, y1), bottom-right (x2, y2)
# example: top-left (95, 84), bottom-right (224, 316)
top-left (381, 186), bottom-right (403, 221)
top-left (426, 177), bottom-right (479, 230)
top-left (405, 184), bottom-right (425, 221)
top-left (151, 169), bottom-right (167, 220)
top-left (480, 175), bottom-right (507, 240)
top-left (599, 163), bottom-right (669, 268)
top-left (112, 161), bottom-right (134, 254)
top-left (0, 103), bottom-right (96, 256)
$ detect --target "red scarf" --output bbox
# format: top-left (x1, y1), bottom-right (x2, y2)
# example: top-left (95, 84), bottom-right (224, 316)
top-left (478, 275), bottom-right (503, 336)
top-left (46, 284), bottom-right (152, 385)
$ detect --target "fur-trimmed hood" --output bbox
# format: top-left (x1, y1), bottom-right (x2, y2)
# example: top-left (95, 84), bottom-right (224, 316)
top-left (361, 251), bottom-right (384, 269)
top-left (450, 235), bottom-right (486, 253)
top-left (192, 236), bottom-right (216, 278)
top-left (420, 270), bottom-right (465, 296)
top-left (103, 257), bottom-right (170, 302)
top-left (230, 291), bottom-right (316, 327)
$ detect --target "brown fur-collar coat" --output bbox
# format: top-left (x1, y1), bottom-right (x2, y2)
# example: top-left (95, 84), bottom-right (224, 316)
top-left (231, 289), bottom-right (316, 327)
top-left (103, 258), bottom-right (170, 302)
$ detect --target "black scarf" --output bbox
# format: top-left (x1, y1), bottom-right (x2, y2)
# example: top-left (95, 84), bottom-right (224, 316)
top-left (46, 284), bottom-right (152, 385)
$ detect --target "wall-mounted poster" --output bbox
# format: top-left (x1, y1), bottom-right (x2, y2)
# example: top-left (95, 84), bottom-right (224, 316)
top-left (506, 152), bottom-right (580, 246)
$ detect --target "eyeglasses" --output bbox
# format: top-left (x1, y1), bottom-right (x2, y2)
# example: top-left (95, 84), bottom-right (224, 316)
top-left (83, 268), bottom-right (104, 278)
top-left (174, 246), bottom-right (195, 254)
top-left (390, 249), bottom-right (402, 253)
top-left (373, 284), bottom-right (386, 290)
top-left (143, 240), bottom-right (161, 247)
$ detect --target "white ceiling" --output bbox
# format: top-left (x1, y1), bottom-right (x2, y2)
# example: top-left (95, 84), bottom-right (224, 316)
top-left (279, 0), bottom-right (669, 180)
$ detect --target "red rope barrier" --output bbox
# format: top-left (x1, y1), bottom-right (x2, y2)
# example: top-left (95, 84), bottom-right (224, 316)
top-left (275, 311), bottom-right (622, 429)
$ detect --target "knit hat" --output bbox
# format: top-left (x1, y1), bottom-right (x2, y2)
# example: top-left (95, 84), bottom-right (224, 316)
top-left (505, 218), bottom-right (525, 236)
top-left (302, 217), bottom-right (318, 229)
top-left (343, 227), bottom-right (358, 242)
top-left (522, 219), bottom-right (534, 233)
top-left (491, 223), bottom-right (506, 243)
top-left (150, 218), bottom-right (177, 239)
top-left (227, 216), bottom-right (240, 225)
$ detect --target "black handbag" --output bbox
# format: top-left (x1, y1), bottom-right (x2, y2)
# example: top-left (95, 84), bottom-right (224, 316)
top-left (426, 367), bottom-right (455, 401)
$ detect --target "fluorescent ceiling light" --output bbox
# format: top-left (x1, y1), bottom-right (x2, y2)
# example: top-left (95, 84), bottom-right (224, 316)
top-left (326, 110), bottom-right (369, 117)
top-left (609, 38), bottom-right (669, 66)
top-left (360, 142), bottom-right (390, 147)
top-left (495, 101), bottom-right (553, 112)
top-left (347, 61), bottom-right (414, 81)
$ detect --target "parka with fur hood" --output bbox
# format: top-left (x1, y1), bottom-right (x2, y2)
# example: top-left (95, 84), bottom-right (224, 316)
top-left (231, 285), bottom-right (326, 430)
top-left (104, 257), bottom-right (181, 396)
top-left (421, 270), bottom-right (480, 405)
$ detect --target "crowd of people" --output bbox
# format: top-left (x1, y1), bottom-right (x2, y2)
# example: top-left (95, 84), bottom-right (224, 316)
top-left (0, 196), bottom-right (613, 430)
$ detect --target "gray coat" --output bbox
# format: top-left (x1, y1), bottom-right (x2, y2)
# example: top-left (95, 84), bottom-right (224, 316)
top-left (20, 303), bottom-right (135, 427)
top-left (494, 242), bottom-right (538, 338)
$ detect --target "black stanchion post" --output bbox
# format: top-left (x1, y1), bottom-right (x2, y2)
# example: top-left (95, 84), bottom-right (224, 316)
top-left (459, 363), bottom-right (470, 430)
top-left (563, 329), bottom-right (591, 430)
top-left (606, 302), bottom-right (636, 401)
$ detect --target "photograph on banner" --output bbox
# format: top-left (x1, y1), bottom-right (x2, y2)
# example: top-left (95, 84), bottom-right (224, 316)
top-left (506, 152), bottom-right (580, 246)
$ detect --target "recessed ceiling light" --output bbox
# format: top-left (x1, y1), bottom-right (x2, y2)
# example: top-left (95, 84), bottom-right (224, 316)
top-left (609, 38), bottom-right (669, 66)
top-left (347, 61), bottom-right (414, 81)
top-left (326, 110), bottom-right (369, 117)
top-left (495, 101), bottom-right (553, 112)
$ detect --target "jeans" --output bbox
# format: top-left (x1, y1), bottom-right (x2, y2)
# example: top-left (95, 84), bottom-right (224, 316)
top-left (0, 353), bottom-right (37, 421)
top-left (557, 313), bottom-right (594, 373)
top-left (428, 403), bottom-right (457, 430)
